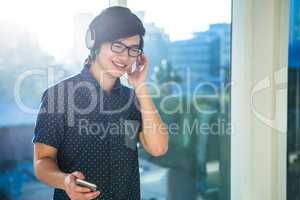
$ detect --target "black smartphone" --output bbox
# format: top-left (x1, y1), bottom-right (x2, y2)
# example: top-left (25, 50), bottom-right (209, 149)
top-left (75, 179), bottom-right (97, 192)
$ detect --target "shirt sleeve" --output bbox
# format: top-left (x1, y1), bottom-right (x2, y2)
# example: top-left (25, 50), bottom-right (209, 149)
top-left (32, 88), bottom-right (65, 149)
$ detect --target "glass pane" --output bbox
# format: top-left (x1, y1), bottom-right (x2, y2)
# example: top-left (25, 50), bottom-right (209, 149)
top-left (0, 1), bottom-right (108, 199)
top-left (127, 1), bottom-right (232, 199)
top-left (287, 0), bottom-right (300, 199)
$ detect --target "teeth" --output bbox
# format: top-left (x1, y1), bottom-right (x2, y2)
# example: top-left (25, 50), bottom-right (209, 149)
top-left (113, 61), bottom-right (126, 68)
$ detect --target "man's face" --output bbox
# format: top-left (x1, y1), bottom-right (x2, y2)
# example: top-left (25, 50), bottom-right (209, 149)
top-left (95, 34), bottom-right (141, 78)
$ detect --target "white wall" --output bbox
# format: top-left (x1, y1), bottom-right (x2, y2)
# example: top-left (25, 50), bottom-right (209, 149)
top-left (231, 0), bottom-right (289, 199)
top-left (109, 0), bottom-right (126, 7)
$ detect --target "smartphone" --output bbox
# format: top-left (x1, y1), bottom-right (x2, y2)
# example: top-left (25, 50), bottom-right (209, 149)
top-left (75, 179), bottom-right (97, 192)
top-left (135, 55), bottom-right (144, 71)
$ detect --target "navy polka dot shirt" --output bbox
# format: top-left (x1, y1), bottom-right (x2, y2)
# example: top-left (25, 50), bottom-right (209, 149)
top-left (32, 64), bottom-right (143, 200)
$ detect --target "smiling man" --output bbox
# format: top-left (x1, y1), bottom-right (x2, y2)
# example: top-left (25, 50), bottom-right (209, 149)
top-left (32, 6), bottom-right (168, 200)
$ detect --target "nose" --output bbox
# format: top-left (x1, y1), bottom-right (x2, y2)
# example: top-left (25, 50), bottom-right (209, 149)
top-left (118, 49), bottom-right (130, 59)
top-left (115, 51), bottom-right (132, 64)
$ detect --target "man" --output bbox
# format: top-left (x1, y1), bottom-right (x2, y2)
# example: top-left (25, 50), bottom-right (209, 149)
top-left (33, 6), bottom-right (168, 200)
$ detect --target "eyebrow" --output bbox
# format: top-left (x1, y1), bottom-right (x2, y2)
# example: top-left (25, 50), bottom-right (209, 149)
top-left (116, 40), bottom-right (140, 48)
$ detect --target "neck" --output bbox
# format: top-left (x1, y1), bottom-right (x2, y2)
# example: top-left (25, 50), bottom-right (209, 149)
top-left (89, 62), bottom-right (117, 92)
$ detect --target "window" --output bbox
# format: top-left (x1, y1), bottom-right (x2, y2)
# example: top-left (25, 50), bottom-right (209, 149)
top-left (0, 1), bottom-right (108, 199)
top-left (0, 1), bottom-right (232, 199)
top-left (287, 0), bottom-right (300, 199)
top-left (128, 0), bottom-right (232, 199)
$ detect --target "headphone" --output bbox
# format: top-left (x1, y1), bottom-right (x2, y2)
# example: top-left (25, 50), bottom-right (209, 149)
top-left (84, 6), bottom-right (145, 61)
top-left (85, 24), bottom-right (101, 63)
top-left (85, 27), bottom-right (96, 50)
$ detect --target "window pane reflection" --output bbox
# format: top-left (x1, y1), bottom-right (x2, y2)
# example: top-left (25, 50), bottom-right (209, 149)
top-left (128, 1), bottom-right (232, 199)
top-left (287, 1), bottom-right (300, 199)
top-left (0, 1), bottom-right (108, 199)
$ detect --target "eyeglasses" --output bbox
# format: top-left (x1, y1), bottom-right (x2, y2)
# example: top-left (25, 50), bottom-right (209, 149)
top-left (111, 41), bottom-right (143, 57)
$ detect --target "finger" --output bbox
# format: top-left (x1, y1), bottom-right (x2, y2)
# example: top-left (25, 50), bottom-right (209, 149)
top-left (136, 57), bottom-right (140, 66)
top-left (72, 171), bottom-right (85, 180)
top-left (69, 178), bottom-right (90, 193)
top-left (128, 70), bottom-right (138, 77)
top-left (127, 67), bottom-right (134, 75)
top-left (69, 191), bottom-right (83, 200)
top-left (140, 54), bottom-right (148, 65)
top-left (72, 185), bottom-right (91, 193)
top-left (82, 191), bottom-right (101, 200)
top-left (140, 63), bottom-right (146, 71)
top-left (69, 190), bottom-right (93, 200)
top-left (127, 65), bottom-right (133, 73)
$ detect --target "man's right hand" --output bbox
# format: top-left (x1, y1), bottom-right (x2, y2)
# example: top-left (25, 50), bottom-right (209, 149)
top-left (63, 171), bottom-right (100, 200)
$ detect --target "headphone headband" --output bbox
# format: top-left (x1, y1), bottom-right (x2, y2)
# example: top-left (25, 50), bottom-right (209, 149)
top-left (85, 6), bottom-right (145, 52)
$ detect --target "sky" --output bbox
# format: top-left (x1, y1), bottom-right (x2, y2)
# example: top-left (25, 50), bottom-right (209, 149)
top-left (0, 0), bottom-right (231, 61)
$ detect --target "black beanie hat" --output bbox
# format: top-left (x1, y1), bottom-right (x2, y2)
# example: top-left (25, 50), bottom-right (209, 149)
top-left (89, 6), bottom-right (146, 50)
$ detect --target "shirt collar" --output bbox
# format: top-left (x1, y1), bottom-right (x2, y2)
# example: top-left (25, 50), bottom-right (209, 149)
top-left (80, 63), bottom-right (122, 95)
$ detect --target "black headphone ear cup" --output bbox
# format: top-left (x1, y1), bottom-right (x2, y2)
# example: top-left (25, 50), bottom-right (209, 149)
top-left (85, 28), bottom-right (96, 49)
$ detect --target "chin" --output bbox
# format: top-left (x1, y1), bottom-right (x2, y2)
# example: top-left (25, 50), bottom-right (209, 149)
top-left (101, 66), bottom-right (125, 79)
top-left (108, 70), bottom-right (125, 78)
top-left (108, 66), bottom-right (128, 78)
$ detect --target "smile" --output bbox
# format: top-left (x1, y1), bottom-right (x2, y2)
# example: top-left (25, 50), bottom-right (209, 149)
top-left (112, 61), bottom-right (127, 69)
